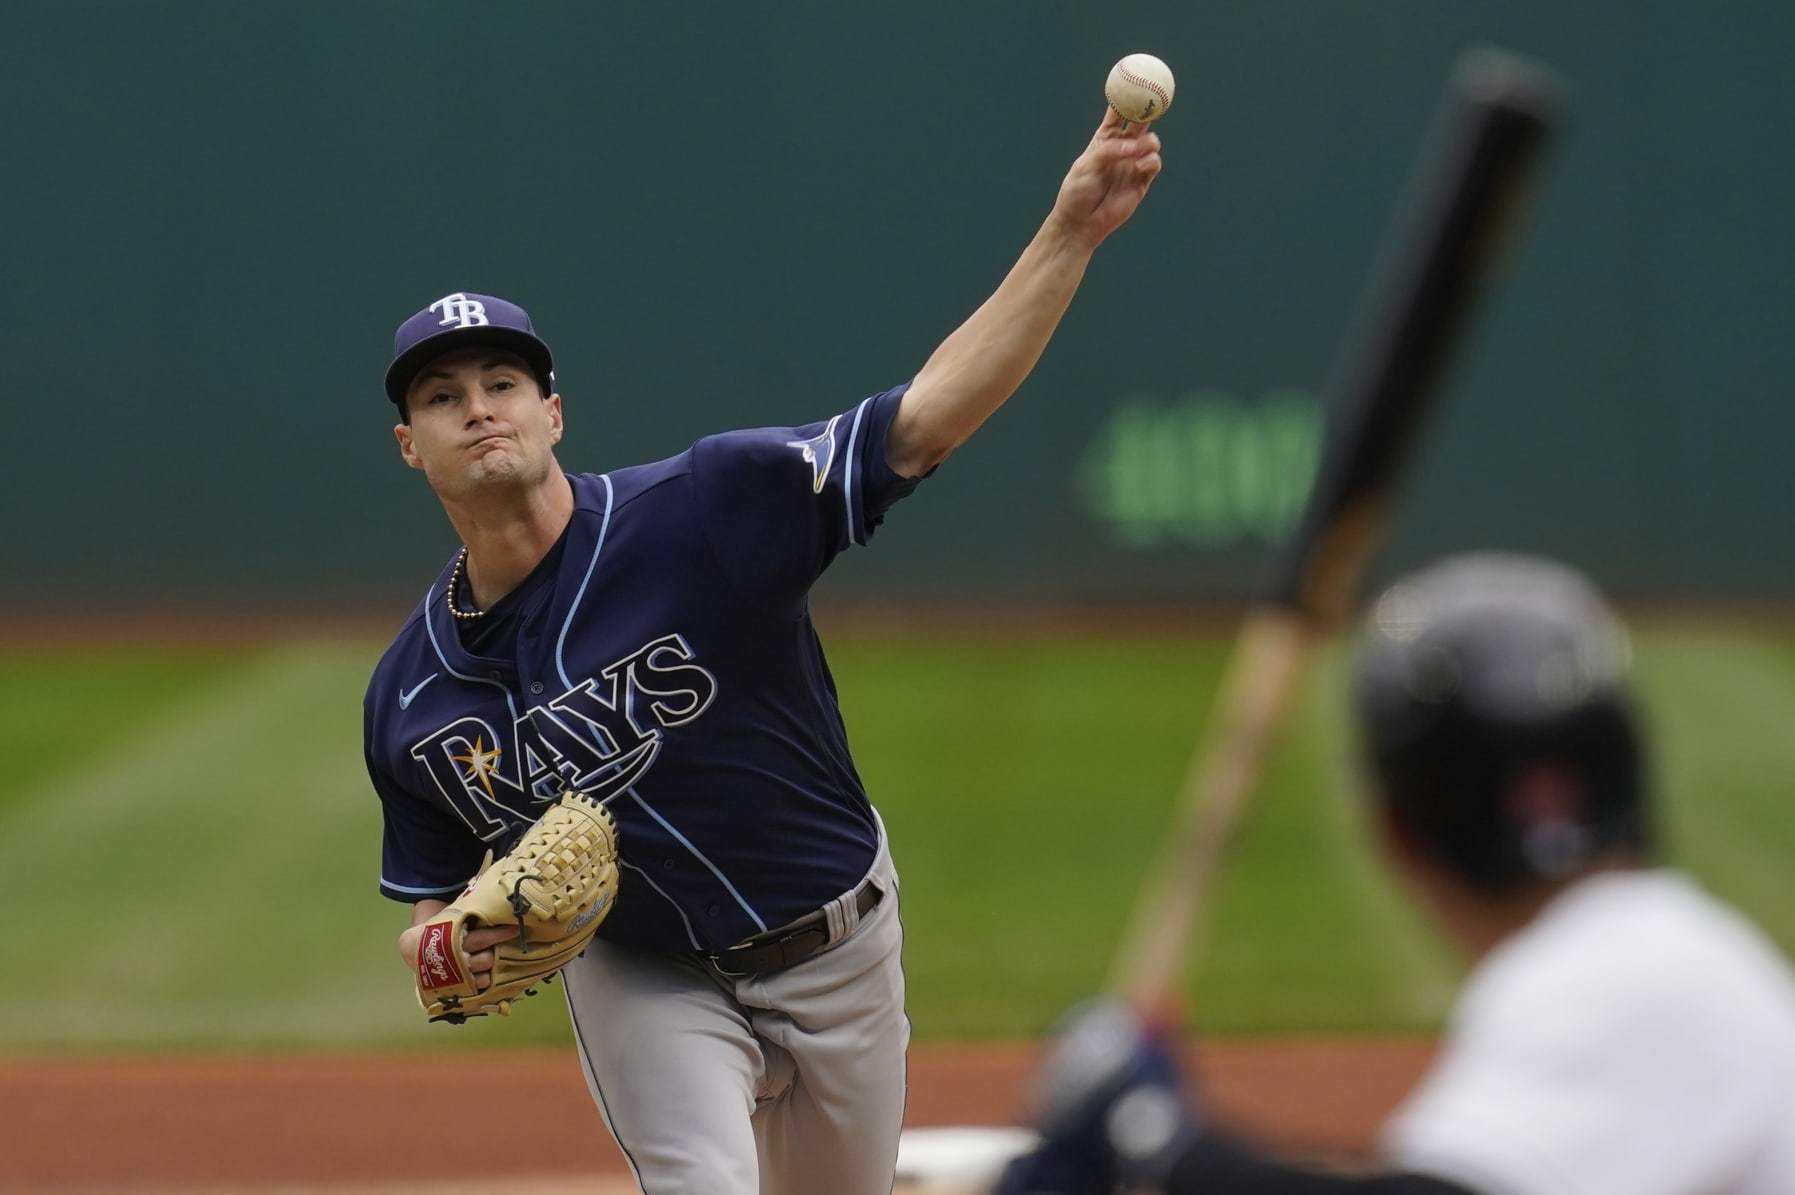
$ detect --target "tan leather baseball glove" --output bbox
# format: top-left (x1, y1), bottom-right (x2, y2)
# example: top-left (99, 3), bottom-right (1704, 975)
top-left (414, 790), bottom-right (620, 1023)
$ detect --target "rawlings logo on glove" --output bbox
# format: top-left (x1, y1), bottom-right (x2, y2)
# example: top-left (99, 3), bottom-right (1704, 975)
top-left (415, 790), bottom-right (621, 1023)
top-left (417, 923), bottom-right (465, 990)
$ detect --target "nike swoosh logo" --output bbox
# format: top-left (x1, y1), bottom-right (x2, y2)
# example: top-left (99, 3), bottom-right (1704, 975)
top-left (399, 673), bottom-right (440, 709)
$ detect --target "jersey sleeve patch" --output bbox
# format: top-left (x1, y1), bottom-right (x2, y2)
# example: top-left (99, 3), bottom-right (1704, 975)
top-left (691, 383), bottom-right (921, 613)
top-left (785, 414), bottom-right (842, 496)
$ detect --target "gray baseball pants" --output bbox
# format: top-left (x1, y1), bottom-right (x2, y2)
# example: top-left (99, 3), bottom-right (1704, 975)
top-left (563, 829), bottom-right (908, 1194)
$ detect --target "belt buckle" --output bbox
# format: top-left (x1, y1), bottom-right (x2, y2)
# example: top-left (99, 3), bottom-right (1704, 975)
top-left (708, 926), bottom-right (795, 979)
top-left (708, 952), bottom-right (752, 979)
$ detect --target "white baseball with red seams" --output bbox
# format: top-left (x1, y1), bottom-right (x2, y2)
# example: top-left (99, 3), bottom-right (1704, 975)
top-left (1105, 53), bottom-right (1176, 123)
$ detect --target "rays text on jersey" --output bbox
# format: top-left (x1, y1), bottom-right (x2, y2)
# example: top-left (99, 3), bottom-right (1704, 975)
top-left (408, 633), bottom-right (718, 838)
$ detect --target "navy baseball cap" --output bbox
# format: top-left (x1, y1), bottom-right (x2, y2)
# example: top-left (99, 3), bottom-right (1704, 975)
top-left (384, 291), bottom-right (556, 405)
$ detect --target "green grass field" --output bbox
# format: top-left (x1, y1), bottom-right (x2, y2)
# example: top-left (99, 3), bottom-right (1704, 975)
top-left (5, 621), bottom-right (1793, 1053)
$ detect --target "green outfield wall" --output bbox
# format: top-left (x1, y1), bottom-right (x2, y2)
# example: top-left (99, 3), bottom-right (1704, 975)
top-left (6, 1), bottom-right (1792, 610)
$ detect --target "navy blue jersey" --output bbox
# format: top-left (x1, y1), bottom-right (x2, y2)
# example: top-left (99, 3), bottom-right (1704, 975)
top-left (364, 384), bottom-right (921, 952)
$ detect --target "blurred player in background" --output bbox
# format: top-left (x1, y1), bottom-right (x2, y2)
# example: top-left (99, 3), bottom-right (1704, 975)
top-left (999, 553), bottom-right (1795, 1195)
top-left (366, 108), bottom-right (1161, 1195)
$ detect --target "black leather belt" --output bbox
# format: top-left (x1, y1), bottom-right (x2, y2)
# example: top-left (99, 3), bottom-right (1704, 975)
top-left (707, 880), bottom-right (882, 977)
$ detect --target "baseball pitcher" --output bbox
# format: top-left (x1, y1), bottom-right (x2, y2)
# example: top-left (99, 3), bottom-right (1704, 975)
top-left (364, 108), bottom-right (1163, 1195)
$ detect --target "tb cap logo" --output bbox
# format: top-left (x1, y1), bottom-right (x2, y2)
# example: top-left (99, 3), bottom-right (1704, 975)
top-left (431, 293), bottom-right (490, 329)
top-left (386, 290), bottom-right (556, 407)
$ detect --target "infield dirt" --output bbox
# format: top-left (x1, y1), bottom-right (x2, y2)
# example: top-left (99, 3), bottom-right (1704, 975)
top-left (1, 1038), bottom-right (1432, 1192)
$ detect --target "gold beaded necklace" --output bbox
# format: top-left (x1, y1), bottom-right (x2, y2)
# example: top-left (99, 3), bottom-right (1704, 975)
top-left (446, 547), bottom-right (486, 621)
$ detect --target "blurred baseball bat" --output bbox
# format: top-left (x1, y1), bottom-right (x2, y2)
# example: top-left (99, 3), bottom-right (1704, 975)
top-left (1107, 49), bottom-right (1563, 1014)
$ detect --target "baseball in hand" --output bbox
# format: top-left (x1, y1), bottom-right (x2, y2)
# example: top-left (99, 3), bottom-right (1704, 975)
top-left (1105, 53), bottom-right (1176, 124)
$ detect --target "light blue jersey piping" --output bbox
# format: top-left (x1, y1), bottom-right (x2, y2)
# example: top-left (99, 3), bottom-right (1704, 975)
top-left (842, 396), bottom-right (870, 545)
top-left (556, 473), bottom-right (615, 692)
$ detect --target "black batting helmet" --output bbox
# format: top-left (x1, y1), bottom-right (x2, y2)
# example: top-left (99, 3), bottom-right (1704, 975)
top-left (1353, 553), bottom-right (1654, 891)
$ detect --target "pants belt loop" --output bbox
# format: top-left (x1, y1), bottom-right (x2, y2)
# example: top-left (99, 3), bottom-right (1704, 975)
top-left (823, 881), bottom-right (862, 946)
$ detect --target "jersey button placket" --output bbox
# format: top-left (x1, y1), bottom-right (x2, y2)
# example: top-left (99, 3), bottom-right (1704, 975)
top-left (529, 681), bottom-right (544, 695)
